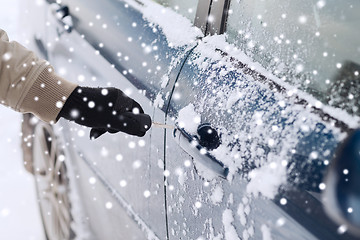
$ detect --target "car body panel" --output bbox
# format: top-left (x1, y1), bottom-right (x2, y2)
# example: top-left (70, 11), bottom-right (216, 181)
top-left (46, 12), bottom-right (159, 239)
top-left (45, 0), bottom-right (198, 239)
top-left (163, 37), bottom-right (358, 239)
top-left (61, 133), bottom-right (149, 240)
top-left (164, 133), bottom-right (318, 239)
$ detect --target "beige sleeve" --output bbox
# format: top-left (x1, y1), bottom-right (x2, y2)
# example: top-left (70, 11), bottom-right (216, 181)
top-left (0, 28), bottom-right (78, 123)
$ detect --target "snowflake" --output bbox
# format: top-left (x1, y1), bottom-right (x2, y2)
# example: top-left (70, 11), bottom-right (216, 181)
top-left (280, 198), bottom-right (287, 205)
top-left (89, 177), bottom-right (96, 184)
top-left (143, 190), bottom-right (151, 198)
top-left (105, 202), bottom-right (113, 209)
top-left (119, 180), bottom-right (127, 187)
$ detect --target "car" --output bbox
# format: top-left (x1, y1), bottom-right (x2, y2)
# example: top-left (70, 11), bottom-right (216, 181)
top-left (20, 0), bottom-right (360, 239)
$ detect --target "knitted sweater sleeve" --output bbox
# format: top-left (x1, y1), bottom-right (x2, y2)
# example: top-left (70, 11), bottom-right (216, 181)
top-left (0, 28), bottom-right (77, 123)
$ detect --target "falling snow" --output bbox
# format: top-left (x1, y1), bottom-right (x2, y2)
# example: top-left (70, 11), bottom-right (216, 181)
top-left (3, 0), bottom-right (358, 239)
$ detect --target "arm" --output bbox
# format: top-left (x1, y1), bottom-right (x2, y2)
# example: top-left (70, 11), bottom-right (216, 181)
top-left (0, 28), bottom-right (77, 123)
top-left (0, 29), bottom-right (151, 138)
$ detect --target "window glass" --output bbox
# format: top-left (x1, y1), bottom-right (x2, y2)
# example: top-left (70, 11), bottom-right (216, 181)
top-left (226, 0), bottom-right (360, 115)
top-left (152, 0), bottom-right (198, 23)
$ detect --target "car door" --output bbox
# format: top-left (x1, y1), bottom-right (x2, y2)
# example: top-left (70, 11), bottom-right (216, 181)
top-left (45, 0), bottom-right (200, 238)
top-left (163, 1), bottom-right (360, 240)
top-left (164, 47), bottom-right (353, 239)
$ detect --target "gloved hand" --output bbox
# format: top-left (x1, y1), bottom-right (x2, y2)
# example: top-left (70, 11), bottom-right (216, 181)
top-left (57, 86), bottom-right (152, 139)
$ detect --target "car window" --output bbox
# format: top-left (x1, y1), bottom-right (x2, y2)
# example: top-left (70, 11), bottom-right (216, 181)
top-left (152, 0), bottom-right (199, 23)
top-left (226, 0), bottom-right (360, 115)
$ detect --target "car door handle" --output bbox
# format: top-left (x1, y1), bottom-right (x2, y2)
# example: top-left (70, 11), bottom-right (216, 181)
top-left (34, 36), bottom-right (49, 60)
top-left (50, 3), bottom-right (73, 34)
top-left (173, 126), bottom-right (228, 179)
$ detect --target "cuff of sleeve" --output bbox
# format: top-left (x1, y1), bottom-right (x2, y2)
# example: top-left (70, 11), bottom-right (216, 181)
top-left (20, 68), bottom-right (78, 123)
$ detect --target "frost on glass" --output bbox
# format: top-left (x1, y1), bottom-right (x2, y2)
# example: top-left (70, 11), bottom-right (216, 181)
top-left (226, 0), bottom-right (360, 115)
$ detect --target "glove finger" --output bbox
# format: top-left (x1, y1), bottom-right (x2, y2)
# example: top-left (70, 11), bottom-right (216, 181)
top-left (107, 128), bottom-right (119, 134)
top-left (90, 128), bottom-right (107, 140)
top-left (131, 100), bottom-right (144, 114)
top-left (124, 112), bottom-right (152, 134)
top-left (114, 88), bottom-right (135, 112)
top-left (113, 112), bottom-right (152, 137)
top-left (112, 89), bottom-right (144, 114)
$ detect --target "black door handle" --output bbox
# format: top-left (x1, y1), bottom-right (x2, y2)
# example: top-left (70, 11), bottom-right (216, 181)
top-left (34, 37), bottom-right (49, 60)
top-left (173, 124), bottom-right (228, 179)
top-left (51, 3), bottom-right (73, 34)
top-left (196, 123), bottom-right (221, 150)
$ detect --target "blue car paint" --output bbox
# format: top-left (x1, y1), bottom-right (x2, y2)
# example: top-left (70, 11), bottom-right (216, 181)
top-left (164, 40), bottom-right (358, 239)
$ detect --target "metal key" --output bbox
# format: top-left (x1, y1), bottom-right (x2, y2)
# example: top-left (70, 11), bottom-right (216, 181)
top-left (152, 122), bottom-right (175, 129)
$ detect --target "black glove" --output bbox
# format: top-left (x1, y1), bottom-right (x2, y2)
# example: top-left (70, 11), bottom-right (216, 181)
top-left (57, 86), bottom-right (152, 139)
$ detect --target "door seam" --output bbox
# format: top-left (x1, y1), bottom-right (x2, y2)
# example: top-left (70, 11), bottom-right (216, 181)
top-left (163, 44), bottom-right (198, 240)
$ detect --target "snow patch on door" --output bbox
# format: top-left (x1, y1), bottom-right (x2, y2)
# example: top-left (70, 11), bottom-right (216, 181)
top-left (177, 103), bottom-right (201, 134)
top-left (246, 162), bottom-right (286, 199)
top-left (128, 0), bottom-right (203, 48)
top-left (222, 209), bottom-right (240, 240)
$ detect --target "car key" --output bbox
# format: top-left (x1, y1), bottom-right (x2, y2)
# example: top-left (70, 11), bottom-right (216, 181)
top-left (152, 122), bottom-right (175, 129)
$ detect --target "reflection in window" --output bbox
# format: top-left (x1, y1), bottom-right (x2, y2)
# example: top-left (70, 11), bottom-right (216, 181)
top-left (152, 0), bottom-right (198, 23)
top-left (226, 0), bottom-right (360, 115)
